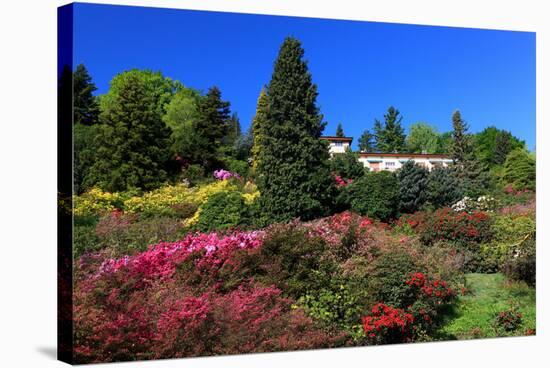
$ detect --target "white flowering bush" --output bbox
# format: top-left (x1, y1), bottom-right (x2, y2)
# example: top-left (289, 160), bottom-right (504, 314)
top-left (452, 195), bottom-right (498, 213)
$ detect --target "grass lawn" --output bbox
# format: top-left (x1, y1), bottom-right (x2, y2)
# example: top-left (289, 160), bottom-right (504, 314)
top-left (437, 273), bottom-right (535, 340)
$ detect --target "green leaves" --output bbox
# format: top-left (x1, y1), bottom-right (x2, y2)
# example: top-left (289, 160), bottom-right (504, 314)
top-left (257, 37), bottom-right (335, 222)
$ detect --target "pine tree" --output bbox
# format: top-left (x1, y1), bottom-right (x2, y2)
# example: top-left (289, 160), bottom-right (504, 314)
top-left (427, 166), bottom-right (462, 208)
top-left (450, 110), bottom-right (471, 165)
top-left (450, 110), bottom-right (489, 197)
top-left (251, 88), bottom-right (268, 170)
top-left (335, 123), bottom-right (345, 137)
top-left (84, 71), bottom-right (172, 192)
top-left (397, 161), bottom-right (429, 213)
top-left (257, 37), bottom-right (335, 222)
top-left (73, 64), bottom-right (100, 126)
top-left (358, 129), bottom-right (375, 152)
top-left (374, 106), bottom-right (406, 153)
top-left (193, 86), bottom-right (231, 170)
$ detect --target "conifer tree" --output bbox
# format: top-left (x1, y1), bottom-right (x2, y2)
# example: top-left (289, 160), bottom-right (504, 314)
top-left (335, 123), bottom-right (345, 137)
top-left (397, 161), bottom-right (429, 213)
top-left (427, 166), bottom-right (462, 208)
top-left (374, 106), bottom-right (406, 153)
top-left (257, 37), bottom-right (335, 222)
top-left (192, 86), bottom-right (231, 170)
top-left (450, 110), bottom-right (489, 197)
top-left (503, 149), bottom-right (536, 190)
top-left (73, 64), bottom-right (100, 126)
top-left (85, 71), bottom-right (171, 192)
top-left (251, 88), bottom-right (268, 170)
top-left (358, 129), bottom-right (375, 152)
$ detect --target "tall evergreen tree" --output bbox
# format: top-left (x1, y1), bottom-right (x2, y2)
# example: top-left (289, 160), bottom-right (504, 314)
top-left (335, 123), bottom-right (345, 137)
top-left (450, 110), bottom-right (489, 197)
top-left (85, 71), bottom-right (172, 192)
top-left (251, 88), bottom-right (268, 171)
top-left (257, 37), bottom-right (335, 222)
top-left (427, 166), bottom-right (462, 208)
top-left (397, 161), bottom-right (429, 213)
top-left (502, 149), bottom-right (536, 190)
top-left (374, 106), bottom-right (406, 153)
top-left (73, 64), bottom-right (100, 126)
top-left (450, 110), bottom-right (471, 165)
top-left (192, 86), bottom-right (231, 170)
top-left (358, 129), bottom-right (375, 152)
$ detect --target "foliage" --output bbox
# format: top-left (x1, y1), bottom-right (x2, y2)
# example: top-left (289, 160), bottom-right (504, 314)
top-left (195, 191), bottom-right (249, 232)
top-left (406, 122), bottom-right (439, 153)
top-left (427, 166), bottom-right (462, 208)
top-left (362, 303), bottom-right (414, 343)
top-left (330, 148), bottom-right (365, 180)
top-left (74, 188), bottom-right (123, 218)
top-left (450, 110), bottom-right (491, 197)
top-left (190, 86), bottom-right (232, 171)
top-left (502, 237), bottom-right (535, 286)
top-left (493, 306), bottom-right (523, 332)
top-left (397, 161), bottom-right (429, 213)
top-left (250, 88), bottom-right (268, 171)
top-left (345, 171), bottom-right (399, 221)
top-left (73, 63), bottom-right (100, 126)
top-left (474, 126), bottom-right (524, 167)
top-left (256, 37), bottom-right (335, 222)
top-left (402, 207), bottom-right (493, 247)
top-left (502, 149), bottom-right (536, 191)
top-left (84, 70), bottom-right (173, 192)
top-left (335, 123), bottom-right (345, 137)
top-left (358, 129), bottom-right (375, 152)
top-left (94, 211), bottom-right (185, 256)
top-left (374, 106), bottom-right (406, 153)
top-left (74, 123), bottom-right (99, 194)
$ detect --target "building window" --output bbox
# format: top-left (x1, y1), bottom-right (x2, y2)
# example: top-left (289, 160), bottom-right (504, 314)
top-left (335, 141), bottom-right (343, 147)
top-left (385, 161), bottom-right (395, 168)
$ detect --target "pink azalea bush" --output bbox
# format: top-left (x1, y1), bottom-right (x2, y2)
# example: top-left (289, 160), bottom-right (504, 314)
top-left (213, 169), bottom-right (240, 180)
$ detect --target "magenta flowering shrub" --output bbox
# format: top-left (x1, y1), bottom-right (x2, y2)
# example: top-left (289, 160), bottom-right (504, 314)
top-left (213, 169), bottom-right (240, 180)
top-left (74, 229), bottom-right (346, 363)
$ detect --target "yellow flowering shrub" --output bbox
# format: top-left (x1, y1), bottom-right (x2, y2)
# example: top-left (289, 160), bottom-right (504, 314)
top-left (73, 188), bottom-right (122, 217)
top-left (123, 184), bottom-right (191, 214)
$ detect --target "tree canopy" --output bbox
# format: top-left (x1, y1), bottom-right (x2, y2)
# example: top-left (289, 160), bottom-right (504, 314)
top-left (374, 106), bottom-right (406, 153)
top-left (257, 37), bottom-right (335, 222)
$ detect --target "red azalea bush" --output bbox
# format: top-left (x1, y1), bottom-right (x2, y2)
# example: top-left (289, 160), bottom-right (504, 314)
top-left (494, 307), bottom-right (523, 332)
top-left (362, 303), bottom-right (414, 344)
top-left (397, 207), bottom-right (493, 246)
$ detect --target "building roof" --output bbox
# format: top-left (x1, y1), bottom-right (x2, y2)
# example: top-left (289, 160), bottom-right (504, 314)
top-left (358, 152), bottom-right (451, 159)
top-left (320, 136), bottom-right (353, 142)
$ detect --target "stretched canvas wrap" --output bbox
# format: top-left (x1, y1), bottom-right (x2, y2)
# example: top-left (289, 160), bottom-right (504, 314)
top-left (58, 2), bottom-right (536, 364)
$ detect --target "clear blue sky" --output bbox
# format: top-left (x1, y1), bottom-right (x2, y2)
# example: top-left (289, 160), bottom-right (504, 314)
top-left (72, 3), bottom-right (536, 150)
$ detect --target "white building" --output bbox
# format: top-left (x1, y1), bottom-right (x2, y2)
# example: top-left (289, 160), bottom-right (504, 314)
top-left (321, 136), bottom-right (452, 171)
top-left (358, 152), bottom-right (453, 172)
top-left (320, 136), bottom-right (353, 155)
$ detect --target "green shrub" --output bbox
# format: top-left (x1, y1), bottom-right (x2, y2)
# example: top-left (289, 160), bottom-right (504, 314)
top-left (502, 149), bottom-right (536, 191)
top-left (346, 171), bottom-right (399, 221)
top-left (299, 276), bottom-right (368, 337)
top-left (259, 223), bottom-right (335, 298)
top-left (73, 224), bottom-right (101, 257)
top-left (195, 191), bottom-right (249, 232)
top-left (366, 249), bottom-right (421, 308)
top-left (181, 164), bottom-right (206, 185)
top-left (94, 213), bottom-right (185, 255)
top-left (502, 237), bottom-right (535, 286)
top-left (223, 157), bottom-right (249, 178)
top-left (330, 149), bottom-right (365, 180)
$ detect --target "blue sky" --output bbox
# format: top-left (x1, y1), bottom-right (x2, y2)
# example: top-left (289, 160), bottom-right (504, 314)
top-left (72, 3), bottom-right (536, 150)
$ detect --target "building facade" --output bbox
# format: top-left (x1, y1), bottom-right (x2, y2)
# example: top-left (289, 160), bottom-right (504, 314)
top-left (321, 136), bottom-right (452, 171)
top-left (320, 136), bottom-right (353, 155)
